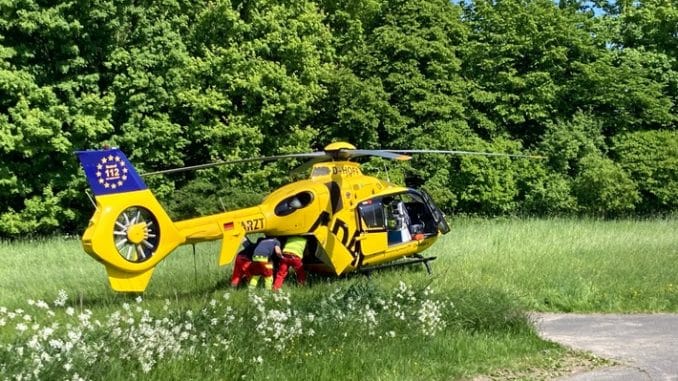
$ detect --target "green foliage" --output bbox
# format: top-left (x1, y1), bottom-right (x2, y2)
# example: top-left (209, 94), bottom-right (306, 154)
top-left (570, 48), bottom-right (676, 133)
top-left (572, 154), bottom-right (640, 216)
top-left (0, 0), bottom-right (677, 237)
top-left (534, 112), bottom-right (643, 216)
top-left (310, 68), bottom-right (400, 147)
top-left (461, 0), bottom-right (575, 139)
top-left (517, 166), bottom-right (578, 215)
top-left (615, 0), bottom-right (678, 59)
top-left (539, 112), bottom-right (605, 174)
top-left (175, 0), bottom-right (334, 190)
top-left (0, 0), bottom-right (113, 235)
top-left (361, 0), bottom-right (468, 144)
top-left (613, 130), bottom-right (678, 213)
top-left (453, 138), bottom-right (522, 215)
top-left (163, 177), bottom-right (265, 220)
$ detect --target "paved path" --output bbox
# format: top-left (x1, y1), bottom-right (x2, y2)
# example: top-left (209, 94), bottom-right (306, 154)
top-left (532, 313), bottom-right (678, 380)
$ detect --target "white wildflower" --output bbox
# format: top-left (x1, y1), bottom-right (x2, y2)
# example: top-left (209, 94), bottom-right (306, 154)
top-left (54, 289), bottom-right (68, 307)
top-left (71, 373), bottom-right (87, 381)
top-left (49, 339), bottom-right (63, 349)
top-left (141, 361), bottom-right (154, 373)
top-left (40, 326), bottom-right (54, 339)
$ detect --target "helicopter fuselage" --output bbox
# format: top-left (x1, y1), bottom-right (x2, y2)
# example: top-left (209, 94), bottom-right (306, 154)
top-left (170, 160), bottom-right (449, 275)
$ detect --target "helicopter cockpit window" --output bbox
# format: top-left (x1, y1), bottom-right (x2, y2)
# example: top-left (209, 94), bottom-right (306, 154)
top-left (311, 166), bottom-right (331, 177)
top-left (358, 200), bottom-right (386, 230)
top-left (274, 192), bottom-right (314, 216)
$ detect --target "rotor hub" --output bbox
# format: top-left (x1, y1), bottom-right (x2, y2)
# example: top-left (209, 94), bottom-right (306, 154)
top-left (324, 142), bottom-right (356, 151)
top-left (126, 223), bottom-right (147, 244)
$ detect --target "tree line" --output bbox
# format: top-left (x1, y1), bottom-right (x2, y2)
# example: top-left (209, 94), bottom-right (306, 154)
top-left (0, 0), bottom-right (675, 237)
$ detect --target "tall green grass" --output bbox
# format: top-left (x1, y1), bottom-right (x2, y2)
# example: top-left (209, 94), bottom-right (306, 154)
top-left (1, 217), bottom-right (675, 380)
top-left (435, 217), bottom-right (678, 312)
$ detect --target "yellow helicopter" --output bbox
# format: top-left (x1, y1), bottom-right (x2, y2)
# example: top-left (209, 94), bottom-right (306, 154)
top-left (76, 141), bottom-right (535, 292)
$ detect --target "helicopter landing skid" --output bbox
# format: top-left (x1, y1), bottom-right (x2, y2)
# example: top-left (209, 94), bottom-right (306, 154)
top-left (359, 254), bottom-right (437, 276)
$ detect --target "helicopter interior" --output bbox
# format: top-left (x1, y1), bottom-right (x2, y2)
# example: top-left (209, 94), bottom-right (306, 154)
top-left (359, 192), bottom-right (438, 246)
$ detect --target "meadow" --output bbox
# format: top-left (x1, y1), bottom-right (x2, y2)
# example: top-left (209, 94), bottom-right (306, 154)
top-left (1, 217), bottom-right (676, 380)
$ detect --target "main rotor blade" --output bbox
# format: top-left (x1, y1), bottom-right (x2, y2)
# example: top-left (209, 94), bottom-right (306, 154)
top-left (386, 149), bottom-right (544, 159)
top-left (141, 152), bottom-right (326, 177)
top-left (346, 149), bottom-right (412, 161)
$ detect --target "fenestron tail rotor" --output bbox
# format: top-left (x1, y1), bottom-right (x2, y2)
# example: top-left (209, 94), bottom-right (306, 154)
top-left (113, 206), bottom-right (160, 263)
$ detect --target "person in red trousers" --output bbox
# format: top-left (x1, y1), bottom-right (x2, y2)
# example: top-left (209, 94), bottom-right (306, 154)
top-left (248, 237), bottom-right (281, 290)
top-left (230, 237), bottom-right (256, 287)
top-left (273, 236), bottom-right (307, 290)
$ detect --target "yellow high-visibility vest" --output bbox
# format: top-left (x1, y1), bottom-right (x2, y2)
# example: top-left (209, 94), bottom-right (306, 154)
top-left (283, 237), bottom-right (306, 258)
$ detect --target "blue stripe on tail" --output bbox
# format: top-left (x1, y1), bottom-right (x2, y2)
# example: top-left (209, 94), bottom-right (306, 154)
top-left (76, 149), bottom-right (147, 196)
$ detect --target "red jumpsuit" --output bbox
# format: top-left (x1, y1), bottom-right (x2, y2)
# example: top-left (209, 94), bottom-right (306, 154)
top-left (230, 252), bottom-right (252, 287)
top-left (247, 260), bottom-right (274, 290)
top-left (247, 238), bottom-right (281, 290)
top-left (231, 239), bottom-right (255, 287)
top-left (273, 237), bottom-right (307, 290)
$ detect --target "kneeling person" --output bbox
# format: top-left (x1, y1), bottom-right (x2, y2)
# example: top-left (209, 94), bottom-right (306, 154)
top-left (273, 236), bottom-right (307, 290)
top-left (231, 237), bottom-right (255, 287)
top-left (248, 237), bottom-right (281, 290)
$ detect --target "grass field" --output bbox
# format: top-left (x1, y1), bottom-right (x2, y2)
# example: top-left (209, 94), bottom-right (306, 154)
top-left (1, 217), bottom-right (676, 380)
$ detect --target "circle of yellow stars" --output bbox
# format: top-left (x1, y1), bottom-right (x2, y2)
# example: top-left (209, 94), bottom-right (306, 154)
top-left (95, 155), bottom-right (129, 190)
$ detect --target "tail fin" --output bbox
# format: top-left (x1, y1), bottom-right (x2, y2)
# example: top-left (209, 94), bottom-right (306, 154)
top-left (76, 148), bottom-right (185, 292)
top-left (76, 148), bottom-right (147, 196)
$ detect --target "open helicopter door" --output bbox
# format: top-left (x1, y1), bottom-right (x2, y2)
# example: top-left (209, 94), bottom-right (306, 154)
top-left (419, 190), bottom-right (450, 234)
top-left (356, 198), bottom-right (389, 256)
